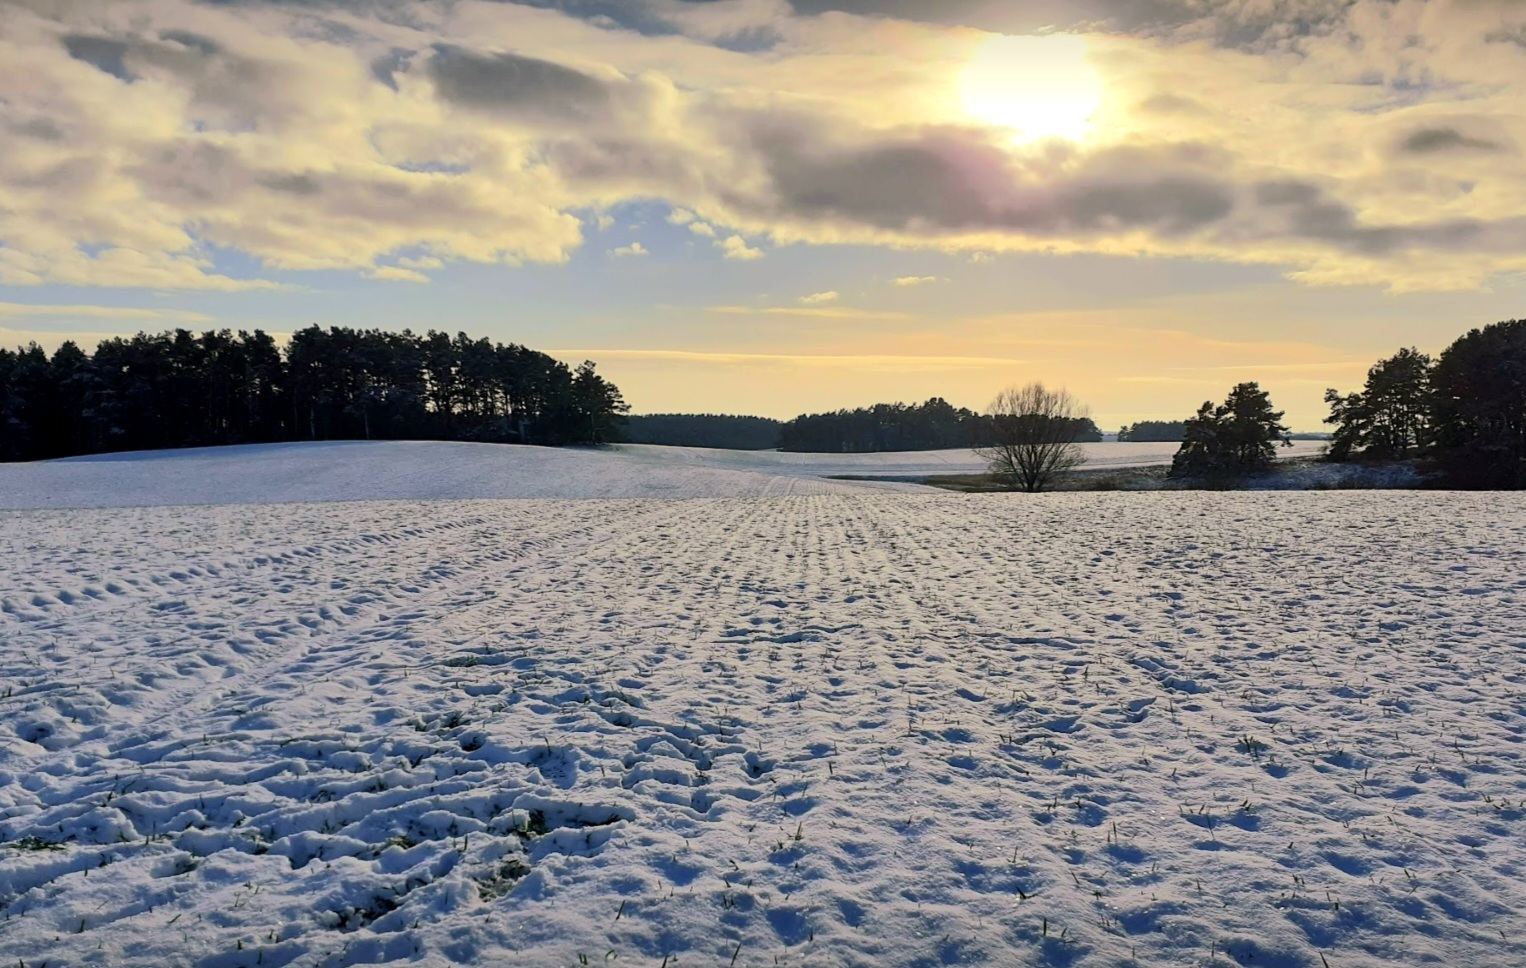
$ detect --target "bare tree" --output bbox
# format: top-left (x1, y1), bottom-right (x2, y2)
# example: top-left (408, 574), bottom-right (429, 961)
top-left (977, 383), bottom-right (1090, 492)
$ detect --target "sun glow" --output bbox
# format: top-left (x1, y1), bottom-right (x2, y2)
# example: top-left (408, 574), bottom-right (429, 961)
top-left (959, 33), bottom-right (1102, 143)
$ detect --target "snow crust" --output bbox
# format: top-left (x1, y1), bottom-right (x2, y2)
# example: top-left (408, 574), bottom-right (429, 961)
top-left (2, 444), bottom-right (1523, 968)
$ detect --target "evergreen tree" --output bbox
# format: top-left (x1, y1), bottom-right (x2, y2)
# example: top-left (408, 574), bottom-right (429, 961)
top-left (621, 414), bottom-right (783, 450)
top-left (1118, 420), bottom-right (1186, 442)
top-left (1171, 383), bottom-right (1290, 478)
top-left (0, 326), bottom-right (629, 461)
top-left (777, 397), bottom-right (1097, 453)
top-left (1430, 319), bottom-right (1526, 488)
top-left (1324, 348), bottom-right (1432, 461)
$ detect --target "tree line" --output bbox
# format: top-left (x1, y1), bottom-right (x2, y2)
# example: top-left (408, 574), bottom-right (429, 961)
top-left (622, 414), bottom-right (782, 450)
top-left (0, 326), bottom-right (629, 462)
top-left (776, 398), bottom-right (1101, 453)
top-left (971, 318), bottom-right (1526, 491)
top-left (1117, 420), bottom-right (1186, 442)
top-left (1323, 318), bottom-right (1526, 488)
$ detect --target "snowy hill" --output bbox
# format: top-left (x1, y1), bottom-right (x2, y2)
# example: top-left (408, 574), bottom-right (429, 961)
top-left (0, 441), bottom-right (879, 510)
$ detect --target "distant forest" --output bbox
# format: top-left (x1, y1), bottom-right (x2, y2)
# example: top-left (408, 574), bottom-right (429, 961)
top-left (620, 399), bottom-right (1107, 453)
top-left (622, 414), bottom-right (782, 450)
top-left (1117, 420), bottom-right (1186, 442)
top-left (0, 326), bottom-right (628, 462)
top-left (779, 398), bottom-right (1101, 453)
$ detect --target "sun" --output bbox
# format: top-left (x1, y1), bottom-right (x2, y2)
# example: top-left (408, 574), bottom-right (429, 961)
top-left (958, 33), bottom-right (1102, 143)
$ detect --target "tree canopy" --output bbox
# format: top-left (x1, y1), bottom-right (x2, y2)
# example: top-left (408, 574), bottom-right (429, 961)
top-left (978, 383), bottom-right (1092, 492)
top-left (1118, 420), bottom-right (1186, 442)
top-left (1170, 382), bottom-right (1291, 479)
top-left (0, 326), bottom-right (628, 462)
top-left (1324, 348), bottom-right (1432, 461)
top-left (1429, 319), bottom-right (1526, 489)
top-left (779, 398), bottom-right (1101, 453)
top-left (621, 414), bottom-right (783, 450)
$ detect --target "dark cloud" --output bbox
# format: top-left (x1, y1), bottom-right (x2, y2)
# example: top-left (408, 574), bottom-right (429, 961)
top-left (674, 0), bottom-right (1357, 48)
top-left (9, 118), bottom-right (66, 142)
top-left (735, 122), bottom-right (1236, 237)
top-left (1136, 93), bottom-right (1211, 116)
top-left (485, 0), bottom-right (683, 37)
top-left (426, 44), bottom-right (613, 123)
top-left (772, 0), bottom-right (1182, 32)
top-left (188, 0), bottom-right (1374, 53)
top-left (62, 35), bottom-right (134, 81)
top-left (259, 173), bottom-right (324, 195)
top-left (370, 47), bottom-right (414, 90)
top-left (1252, 178), bottom-right (1494, 256)
top-left (1399, 127), bottom-right (1504, 155)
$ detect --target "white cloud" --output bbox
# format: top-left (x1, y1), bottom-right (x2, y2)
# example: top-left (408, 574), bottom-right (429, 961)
top-left (799, 290), bottom-right (840, 304)
top-left (0, 0), bottom-right (1523, 292)
top-left (706, 304), bottom-right (908, 320)
top-left (892, 276), bottom-right (940, 287)
top-left (719, 235), bottom-right (765, 261)
top-left (366, 266), bottom-right (432, 283)
top-left (611, 241), bottom-right (650, 258)
top-left (397, 255), bottom-right (445, 271)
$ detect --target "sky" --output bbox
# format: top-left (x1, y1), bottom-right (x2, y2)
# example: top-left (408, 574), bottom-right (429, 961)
top-left (2, 0), bottom-right (1525, 429)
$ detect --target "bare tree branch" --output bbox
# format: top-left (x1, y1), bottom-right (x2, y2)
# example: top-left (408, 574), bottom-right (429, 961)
top-left (976, 382), bottom-right (1090, 492)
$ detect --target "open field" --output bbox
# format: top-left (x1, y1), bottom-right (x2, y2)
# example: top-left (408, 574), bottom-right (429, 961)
top-left (2, 443), bottom-right (1523, 967)
top-left (611, 441), bottom-right (1328, 481)
top-left (0, 440), bottom-right (1329, 511)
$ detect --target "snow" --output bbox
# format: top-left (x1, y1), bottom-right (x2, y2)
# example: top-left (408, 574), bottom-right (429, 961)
top-left (614, 440), bottom-right (1328, 480)
top-left (0, 440), bottom-right (1331, 511)
top-left (2, 442), bottom-right (1524, 968)
top-left (0, 441), bottom-right (877, 510)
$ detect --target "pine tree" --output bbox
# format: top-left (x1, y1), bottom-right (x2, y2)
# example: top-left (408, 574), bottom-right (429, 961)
top-left (1431, 319), bottom-right (1526, 488)
top-left (1170, 383), bottom-right (1290, 479)
top-left (1324, 348), bottom-right (1432, 461)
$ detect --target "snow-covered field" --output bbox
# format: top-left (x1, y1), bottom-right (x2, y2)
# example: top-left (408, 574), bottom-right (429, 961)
top-left (0, 442), bottom-right (877, 511)
top-left (0, 440), bottom-right (1329, 511)
top-left (613, 440), bottom-right (1328, 480)
top-left (2, 443), bottom-right (1524, 968)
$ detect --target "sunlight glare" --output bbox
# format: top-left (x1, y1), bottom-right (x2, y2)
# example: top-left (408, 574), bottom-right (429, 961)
top-left (959, 33), bottom-right (1102, 143)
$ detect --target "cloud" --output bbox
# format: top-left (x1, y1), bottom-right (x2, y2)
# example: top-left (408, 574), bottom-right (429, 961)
top-left (718, 235), bottom-right (765, 260)
top-left (425, 44), bottom-right (615, 124)
top-left (892, 275), bottom-right (939, 286)
top-left (1, 0), bottom-right (1525, 293)
top-left (366, 265), bottom-right (431, 282)
top-left (799, 290), bottom-right (839, 303)
top-left (1398, 126), bottom-right (1505, 154)
top-left (611, 241), bottom-right (650, 257)
top-left (397, 255), bottom-right (445, 270)
top-left (734, 122), bottom-right (1238, 238)
top-left (707, 304), bottom-right (909, 319)
top-left (669, 208), bottom-right (718, 237)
